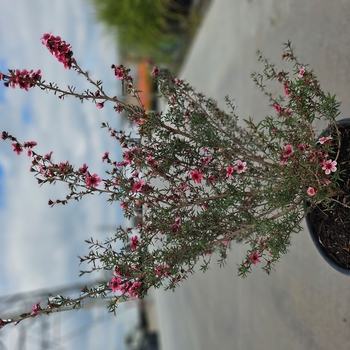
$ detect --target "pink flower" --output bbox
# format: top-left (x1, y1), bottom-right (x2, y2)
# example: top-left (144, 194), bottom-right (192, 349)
top-left (208, 175), bottom-right (217, 182)
top-left (43, 151), bottom-right (53, 160)
top-left (203, 156), bottom-right (212, 165)
top-left (109, 277), bottom-right (122, 293)
top-left (130, 236), bottom-right (139, 251)
top-left (298, 66), bottom-right (306, 78)
top-left (114, 104), bottom-right (123, 113)
top-left (113, 268), bottom-right (122, 277)
top-left (85, 173), bottom-right (101, 188)
top-left (41, 34), bottom-right (75, 69)
top-left (234, 160), bottom-right (247, 174)
top-left (12, 142), bottom-right (23, 155)
top-left (226, 164), bottom-right (234, 178)
top-left (298, 144), bottom-right (307, 152)
top-left (283, 144), bottom-right (293, 158)
top-left (129, 281), bottom-right (142, 298)
top-left (283, 83), bottom-right (290, 97)
top-left (4, 69), bottom-right (42, 90)
top-left (249, 252), bottom-right (261, 264)
top-left (146, 156), bottom-right (154, 164)
top-left (23, 141), bottom-right (37, 148)
top-left (96, 102), bottom-right (104, 109)
top-left (155, 264), bottom-right (170, 276)
top-left (111, 64), bottom-right (133, 81)
top-left (78, 163), bottom-right (88, 174)
top-left (118, 281), bottom-right (131, 295)
top-left (280, 160), bottom-right (287, 166)
top-left (317, 135), bottom-right (333, 144)
top-left (146, 156), bottom-right (158, 168)
top-left (322, 159), bottom-right (337, 175)
top-left (102, 152), bottom-right (109, 162)
top-left (30, 302), bottom-right (41, 316)
top-left (131, 170), bottom-right (140, 178)
top-left (273, 103), bottom-right (282, 114)
top-left (132, 179), bottom-right (145, 193)
top-left (151, 66), bottom-right (159, 76)
top-left (307, 187), bottom-right (316, 196)
top-left (123, 147), bottom-right (139, 164)
top-left (190, 170), bottom-right (203, 183)
top-left (120, 202), bottom-right (127, 210)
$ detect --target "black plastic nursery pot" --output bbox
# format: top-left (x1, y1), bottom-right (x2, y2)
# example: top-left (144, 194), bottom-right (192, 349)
top-left (305, 118), bottom-right (350, 275)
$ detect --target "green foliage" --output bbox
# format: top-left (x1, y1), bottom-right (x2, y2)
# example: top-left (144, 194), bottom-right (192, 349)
top-left (88, 0), bottom-right (191, 62)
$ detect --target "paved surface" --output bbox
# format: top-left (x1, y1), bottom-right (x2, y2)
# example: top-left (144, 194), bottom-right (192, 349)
top-left (153, 1), bottom-right (350, 349)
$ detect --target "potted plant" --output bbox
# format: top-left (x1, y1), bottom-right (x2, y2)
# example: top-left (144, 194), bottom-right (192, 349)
top-left (305, 117), bottom-right (350, 275)
top-left (0, 36), bottom-right (348, 326)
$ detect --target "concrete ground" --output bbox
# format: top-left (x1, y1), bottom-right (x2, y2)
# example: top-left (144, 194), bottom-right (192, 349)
top-left (153, 1), bottom-right (350, 349)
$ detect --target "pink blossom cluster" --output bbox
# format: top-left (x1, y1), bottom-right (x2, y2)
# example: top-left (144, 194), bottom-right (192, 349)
top-left (273, 103), bottom-right (293, 116)
top-left (1, 69), bottom-right (42, 91)
top-left (123, 147), bottom-right (140, 165)
top-left (170, 213), bottom-right (182, 234)
top-left (282, 144), bottom-right (294, 159)
top-left (146, 156), bottom-right (159, 169)
top-left (1, 132), bottom-right (38, 155)
top-left (226, 160), bottom-right (247, 177)
top-left (155, 264), bottom-right (170, 276)
top-left (283, 83), bottom-right (290, 97)
top-left (4, 132), bottom-right (103, 192)
top-left (85, 173), bottom-right (102, 188)
top-left (109, 270), bottom-right (142, 298)
top-left (113, 103), bottom-right (123, 114)
top-left (111, 64), bottom-right (133, 81)
top-left (41, 33), bottom-right (75, 69)
top-left (278, 136), bottom-right (337, 197)
top-left (131, 179), bottom-right (145, 194)
top-left (190, 160), bottom-right (247, 184)
top-left (130, 236), bottom-right (139, 251)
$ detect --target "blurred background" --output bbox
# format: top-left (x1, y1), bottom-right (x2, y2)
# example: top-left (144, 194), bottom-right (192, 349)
top-left (0, 0), bottom-right (209, 349)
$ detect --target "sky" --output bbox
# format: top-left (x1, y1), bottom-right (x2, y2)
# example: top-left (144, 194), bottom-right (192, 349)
top-left (0, 1), bottom-right (139, 349)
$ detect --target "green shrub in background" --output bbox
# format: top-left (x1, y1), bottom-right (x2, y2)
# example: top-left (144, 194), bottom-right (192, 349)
top-left (89, 0), bottom-right (192, 63)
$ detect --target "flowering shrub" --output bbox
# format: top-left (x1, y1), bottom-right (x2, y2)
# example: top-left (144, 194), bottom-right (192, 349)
top-left (0, 36), bottom-right (343, 327)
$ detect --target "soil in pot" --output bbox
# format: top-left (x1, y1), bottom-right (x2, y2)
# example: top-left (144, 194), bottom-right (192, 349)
top-left (307, 123), bottom-right (350, 269)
